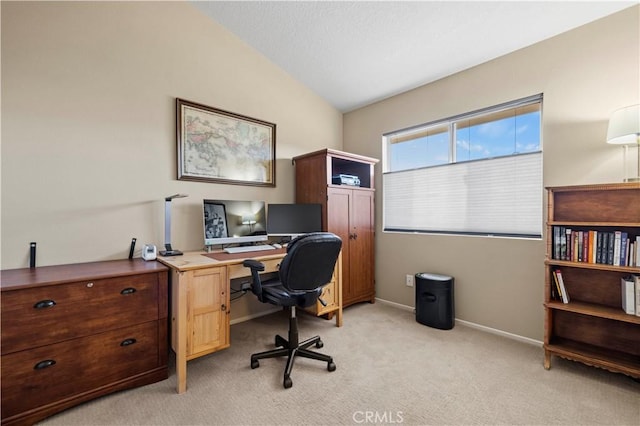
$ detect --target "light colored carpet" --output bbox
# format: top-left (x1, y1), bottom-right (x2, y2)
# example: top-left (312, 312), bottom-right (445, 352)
top-left (39, 302), bottom-right (639, 425)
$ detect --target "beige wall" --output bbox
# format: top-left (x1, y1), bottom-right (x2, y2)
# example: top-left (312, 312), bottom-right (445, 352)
top-left (343, 6), bottom-right (640, 340)
top-left (0, 1), bottom-right (342, 320)
top-left (3, 2), bottom-right (639, 339)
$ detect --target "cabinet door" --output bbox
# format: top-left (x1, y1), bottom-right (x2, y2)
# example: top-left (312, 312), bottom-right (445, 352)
top-left (350, 190), bottom-right (375, 302)
top-left (186, 267), bottom-right (229, 358)
top-left (327, 187), bottom-right (352, 297)
top-left (327, 187), bottom-right (375, 304)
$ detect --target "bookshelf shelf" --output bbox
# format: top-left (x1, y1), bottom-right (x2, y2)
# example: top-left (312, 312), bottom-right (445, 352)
top-left (544, 182), bottom-right (640, 379)
top-left (545, 300), bottom-right (640, 324)
top-left (545, 259), bottom-right (640, 273)
top-left (546, 339), bottom-right (640, 378)
top-left (548, 221), bottom-right (640, 228)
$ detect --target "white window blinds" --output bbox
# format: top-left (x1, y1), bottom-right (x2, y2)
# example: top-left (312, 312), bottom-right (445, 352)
top-left (383, 152), bottom-right (542, 237)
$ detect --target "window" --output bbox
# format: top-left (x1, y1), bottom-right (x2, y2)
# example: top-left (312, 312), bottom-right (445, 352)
top-left (383, 94), bottom-right (542, 238)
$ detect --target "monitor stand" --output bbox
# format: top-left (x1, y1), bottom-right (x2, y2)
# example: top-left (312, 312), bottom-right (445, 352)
top-left (159, 244), bottom-right (183, 257)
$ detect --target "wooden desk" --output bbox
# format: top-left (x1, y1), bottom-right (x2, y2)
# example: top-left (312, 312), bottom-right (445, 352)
top-left (157, 249), bottom-right (342, 394)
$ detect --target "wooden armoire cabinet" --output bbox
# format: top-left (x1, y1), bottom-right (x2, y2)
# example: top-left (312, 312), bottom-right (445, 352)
top-left (293, 149), bottom-right (378, 308)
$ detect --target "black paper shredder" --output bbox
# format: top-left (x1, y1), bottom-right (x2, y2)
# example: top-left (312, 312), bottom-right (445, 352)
top-left (415, 273), bottom-right (454, 330)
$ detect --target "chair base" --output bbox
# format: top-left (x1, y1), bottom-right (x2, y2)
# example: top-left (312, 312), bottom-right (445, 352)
top-left (250, 307), bottom-right (336, 388)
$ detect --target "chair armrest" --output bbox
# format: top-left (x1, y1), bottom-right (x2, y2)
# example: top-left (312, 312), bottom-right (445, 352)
top-left (242, 259), bottom-right (266, 300)
top-left (243, 259), bottom-right (265, 271)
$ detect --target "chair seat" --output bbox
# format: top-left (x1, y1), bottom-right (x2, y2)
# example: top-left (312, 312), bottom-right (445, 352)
top-left (260, 281), bottom-right (322, 308)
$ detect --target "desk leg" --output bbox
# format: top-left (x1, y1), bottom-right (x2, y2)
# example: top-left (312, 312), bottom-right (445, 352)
top-left (172, 271), bottom-right (188, 393)
top-left (335, 305), bottom-right (343, 327)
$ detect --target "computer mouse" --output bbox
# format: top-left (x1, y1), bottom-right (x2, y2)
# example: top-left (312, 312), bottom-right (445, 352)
top-left (272, 243), bottom-right (282, 249)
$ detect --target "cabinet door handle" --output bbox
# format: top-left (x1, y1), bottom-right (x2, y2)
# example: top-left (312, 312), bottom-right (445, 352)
top-left (34, 359), bottom-right (56, 370)
top-left (120, 338), bottom-right (137, 347)
top-left (33, 299), bottom-right (56, 309)
top-left (120, 287), bottom-right (137, 295)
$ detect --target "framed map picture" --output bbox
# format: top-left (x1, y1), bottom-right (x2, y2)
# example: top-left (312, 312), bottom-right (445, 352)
top-left (176, 98), bottom-right (276, 187)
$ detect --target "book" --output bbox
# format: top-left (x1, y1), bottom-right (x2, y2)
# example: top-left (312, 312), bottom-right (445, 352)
top-left (634, 275), bottom-right (640, 318)
top-left (613, 231), bottom-right (621, 266)
top-left (606, 232), bottom-right (615, 265)
top-left (596, 232), bottom-right (604, 264)
top-left (577, 231), bottom-right (584, 262)
top-left (555, 269), bottom-right (569, 304)
top-left (552, 269), bottom-right (563, 301)
top-left (621, 275), bottom-right (635, 315)
top-left (565, 228), bottom-right (572, 261)
top-left (553, 226), bottom-right (560, 259)
top-left (620, 232), bottom-right (628, 267)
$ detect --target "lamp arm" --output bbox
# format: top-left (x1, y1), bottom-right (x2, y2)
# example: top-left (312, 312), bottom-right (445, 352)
top-left (164, 199), bottom-right (172, 249)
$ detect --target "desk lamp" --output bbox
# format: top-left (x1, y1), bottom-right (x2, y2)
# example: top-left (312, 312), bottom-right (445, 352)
top-left (607, 104), bottom-right (640, 182)
top-left (159, 193), bottom-right (188, 256)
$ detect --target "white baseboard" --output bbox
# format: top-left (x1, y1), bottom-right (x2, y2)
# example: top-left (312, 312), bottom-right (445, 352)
top-left (375, 297), bottom-right (542, 347)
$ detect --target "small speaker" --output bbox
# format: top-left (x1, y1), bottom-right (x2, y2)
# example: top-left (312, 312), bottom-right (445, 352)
top-left (142, 244), bottom-right (157, 261)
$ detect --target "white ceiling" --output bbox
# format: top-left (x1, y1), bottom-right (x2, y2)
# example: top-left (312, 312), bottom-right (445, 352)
top-left (192, 1), bottom-right (636, 112)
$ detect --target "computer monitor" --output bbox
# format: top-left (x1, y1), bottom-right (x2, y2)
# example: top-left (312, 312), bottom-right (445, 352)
top-left (267, 203), bottom-right (322, 237)
top-left (203, 199), bottom-right (267, 247)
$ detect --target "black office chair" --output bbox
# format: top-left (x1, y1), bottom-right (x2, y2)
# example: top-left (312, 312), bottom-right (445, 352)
top-left (242, 232), bottom-right (342, 389)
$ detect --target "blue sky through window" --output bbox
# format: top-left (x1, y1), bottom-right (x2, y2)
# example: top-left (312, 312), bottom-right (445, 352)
top-left (388, 108), bottom-right (540, 172)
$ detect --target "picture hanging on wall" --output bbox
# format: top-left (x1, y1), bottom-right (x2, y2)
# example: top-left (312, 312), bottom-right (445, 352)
top-left (176, 98), bottom-right (276, 187)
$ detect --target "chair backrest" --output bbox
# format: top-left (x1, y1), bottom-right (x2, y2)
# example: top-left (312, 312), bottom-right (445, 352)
top-left (278, 232), bottom-right (342, 292)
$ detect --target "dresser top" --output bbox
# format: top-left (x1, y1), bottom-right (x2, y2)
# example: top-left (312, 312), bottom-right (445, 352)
top-left (1, 259), bottom-right (167, 291)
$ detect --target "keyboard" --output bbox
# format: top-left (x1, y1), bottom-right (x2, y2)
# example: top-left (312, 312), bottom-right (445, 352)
top-left (223, 244), bottom-right (276, 254)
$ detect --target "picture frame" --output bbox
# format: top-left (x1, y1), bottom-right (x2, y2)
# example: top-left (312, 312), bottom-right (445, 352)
top-left (203, 202), bottom-right (228, 239)
top-left (176, 98), bottom-right (276, 187)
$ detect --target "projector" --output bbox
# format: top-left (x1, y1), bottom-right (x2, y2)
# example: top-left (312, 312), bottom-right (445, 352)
top-left (332, 174), bottom-right (360, 186)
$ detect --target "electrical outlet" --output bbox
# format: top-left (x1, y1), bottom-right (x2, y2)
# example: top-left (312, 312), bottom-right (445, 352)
top-left (405, 274), bottom-right (414, 287)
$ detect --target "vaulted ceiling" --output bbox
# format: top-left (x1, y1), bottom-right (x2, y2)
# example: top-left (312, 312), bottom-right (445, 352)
top-left (192, 1), bottom-right (636, 112)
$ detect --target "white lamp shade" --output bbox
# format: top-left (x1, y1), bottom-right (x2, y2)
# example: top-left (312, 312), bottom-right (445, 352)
top-left (606, 104), bottom-right (640, 145)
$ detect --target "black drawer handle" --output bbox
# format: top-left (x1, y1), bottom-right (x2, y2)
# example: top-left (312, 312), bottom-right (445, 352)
top-left (120, 287), bottom-right (137, 295)
top-left (33, 299), bottom-right (56, 309)
top-left (120, 338), bottom-right (137, 347)
top-left (34, 359), bottom-right (56, 370)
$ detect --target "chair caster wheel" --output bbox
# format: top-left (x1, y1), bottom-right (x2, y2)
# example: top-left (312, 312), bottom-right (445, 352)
top-left (316, 340), bottom-right (323, 349)
top-left (283, 376), bottom-right (293, 389)
top-left (251, 359), bottom-right (259, 369)
top-left (328, 361), bottom-right (336, 372)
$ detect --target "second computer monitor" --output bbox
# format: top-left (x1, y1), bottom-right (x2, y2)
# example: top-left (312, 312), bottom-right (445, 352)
top-left (267, 203), bottom-right (322, 238)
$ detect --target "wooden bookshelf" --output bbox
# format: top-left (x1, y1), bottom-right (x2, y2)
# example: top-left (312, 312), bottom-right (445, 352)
top-left (544, 183), bottom-right (640, 379)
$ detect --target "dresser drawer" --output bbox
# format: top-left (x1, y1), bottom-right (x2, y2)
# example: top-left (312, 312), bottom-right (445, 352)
top-left (1, 274), bottom-right (159, 354)
top-left (1, 321), bottom-right (160, 419)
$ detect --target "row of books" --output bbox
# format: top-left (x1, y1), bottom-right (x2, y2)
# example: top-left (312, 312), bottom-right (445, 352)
top-left (621, 275), bottom-right (640, 316)
top-left (551, 227), bottom-right (640, 267)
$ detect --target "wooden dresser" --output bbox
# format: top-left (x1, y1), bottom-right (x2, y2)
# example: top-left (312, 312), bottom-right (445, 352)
top-left (0, 259), bottom-right (169, 425)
